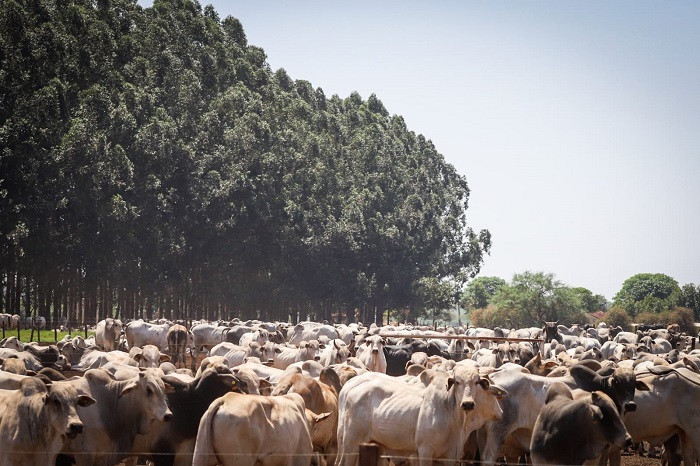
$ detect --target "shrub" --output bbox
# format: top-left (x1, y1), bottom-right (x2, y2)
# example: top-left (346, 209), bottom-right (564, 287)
top-left (667, 306), bottom-right (695, 334)
top-left (604, 306), bottom-right (633, 331)
top-left (635, 311), bottom-right (664, 328)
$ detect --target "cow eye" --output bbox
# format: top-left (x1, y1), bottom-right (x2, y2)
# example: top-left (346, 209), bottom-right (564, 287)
top-left (53, 399), bottom-right (62, 409)
top-left (147, 387), bottom-right (154, 396)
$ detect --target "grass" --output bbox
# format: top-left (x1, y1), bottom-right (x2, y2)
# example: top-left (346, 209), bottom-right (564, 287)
top-left (1, 328), bottom-right (96, 344)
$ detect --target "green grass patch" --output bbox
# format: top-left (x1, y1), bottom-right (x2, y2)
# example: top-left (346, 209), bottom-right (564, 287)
top-left (0, 328), bottom-right (96, 344)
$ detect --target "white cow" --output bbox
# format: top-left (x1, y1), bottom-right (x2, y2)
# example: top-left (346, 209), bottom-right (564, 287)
top-left (129, 344), bottom-right (171, 368)
top-left (58, 369), bottom-right (173, 466)
top-left (272, 341), bottom-right (324, 370)
top-left (0, 378), bottom-right (95, 466)
top-left (336, 365), bottom-right (508, 466)
top-left (95, 318), bottom-right (124, 352)
top-left (287, 323), bottom-right (339, 346)
top-left (355, 335), bottom-right (387, 373)
top-left (124, 320), bottom-right (171, 350)
top-left (191, 323), bottom-right (231, 360)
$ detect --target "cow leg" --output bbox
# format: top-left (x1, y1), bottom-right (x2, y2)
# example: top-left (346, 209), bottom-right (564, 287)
top-left (605, 444), bottom-right (622, 466)
top-left (679, 431), bottom-right (698, 466)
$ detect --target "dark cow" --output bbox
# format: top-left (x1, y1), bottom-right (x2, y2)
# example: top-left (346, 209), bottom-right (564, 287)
top-left (478, 363), bottom-right (649, 465)
top-left (125, 365), bottom-right (242, 466)
top-left (24, 343), bottom-right (60, 367)
top-left (384, 339), bottom-right (448, 376)
top-left (383, 344), bottom-right (414, 376)
top-left (569, 363), bottom-right (650, 415)
top-left (530, 382), bottom-right (632, 465)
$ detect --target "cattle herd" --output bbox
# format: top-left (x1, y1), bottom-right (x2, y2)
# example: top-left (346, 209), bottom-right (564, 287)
top-left (0, 318), bottom-right (698, 465)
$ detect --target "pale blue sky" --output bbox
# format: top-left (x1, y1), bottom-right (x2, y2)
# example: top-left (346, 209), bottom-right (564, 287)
top-left (142, 1), bottom-right (700, 300)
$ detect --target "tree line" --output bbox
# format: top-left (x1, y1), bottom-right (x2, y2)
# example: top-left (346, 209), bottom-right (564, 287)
top-left (0, 0), bottom-right (491, 325)
top-left (463, 272), bottom-right (700, 333)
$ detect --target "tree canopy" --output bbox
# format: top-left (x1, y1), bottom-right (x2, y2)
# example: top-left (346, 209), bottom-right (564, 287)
top-left (0, 0), bottom-right (490, 325)
top-left (469, 271), bottom-right (589, 328)
top-left (612, 273), bottom-right (681, 318)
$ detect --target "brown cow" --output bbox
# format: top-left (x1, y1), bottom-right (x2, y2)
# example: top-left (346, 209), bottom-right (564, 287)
top-left (272, 368), bottom-right (341, 463)
top-left (166, 324), bottom-right (191, 369)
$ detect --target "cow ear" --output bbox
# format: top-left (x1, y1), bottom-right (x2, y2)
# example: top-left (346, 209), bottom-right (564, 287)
top-left (314, 412), bottom-right (332, 423)
top-left (488, 384), bottom-right (509, 398)
top-left (120, 381), bottom-right (139, 397)
top-left (163, 382), bottom-right (175, 394)
top-left (319, 344), bottom-right (326, 349)
top-left (259, 378), bottom-right (273, 388)
top-left (588, 404), bottom-right (603, 423)
top-left (446, 377), bottom-right (455, 391)
top-left (635, 380), bottom-right (651, 391)
top-left (78, 395), bottom-right (96, 407)
top-left (543, 361), bottom-right (559, 370)
top-left (159, 354), bottom-right (171, 363)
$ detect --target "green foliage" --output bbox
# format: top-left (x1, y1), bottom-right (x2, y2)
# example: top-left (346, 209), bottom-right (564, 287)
top-left (680, 283), bottom-right (700, 321)
top-left (414, 277), bottom-right (456, 324)
top-left (613, 273), bottom-right (681, 317)
top-left (462, 276), bottom-right (506, 310)
top-left (604, 306), bottom-right (633, 331)
top-left (571, 287), bottom-right (608, 313)
top-left (488, 271), bottom-right (588, 328)
top-left (0, 0), bottom-right (491, 323)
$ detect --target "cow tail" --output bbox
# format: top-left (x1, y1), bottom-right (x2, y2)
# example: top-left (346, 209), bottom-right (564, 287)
top-left (192, 397), bottom-right (225, 466)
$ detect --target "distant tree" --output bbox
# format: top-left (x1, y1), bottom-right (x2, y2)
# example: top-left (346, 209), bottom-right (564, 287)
top-left (469, 305), bottom-right (505, 328)
top-left (462, 276), bottom-right (506, 310)
top-left (613, 273), bottom-right (681, 317)
top-left (414, 277), bottom-right (456, 326)
top-left (489, 271), bottom-right (588, 328)
top-left (680, 283), bottom-right (700, 321)
top-left (571, 287), bottom-right (608, 313)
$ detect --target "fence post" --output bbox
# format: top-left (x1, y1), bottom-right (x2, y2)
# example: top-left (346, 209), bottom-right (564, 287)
top-left (30, 327), bottom-right (34, 343)
top-left (84, 324), bottom-right (88, 339)
top-left (359, 443), bottom-right (380, 466)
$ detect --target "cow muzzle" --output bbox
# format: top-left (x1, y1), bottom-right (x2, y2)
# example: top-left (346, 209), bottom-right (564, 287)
top-left (163, 411), bottom-right (173, 422)
top-left (624, 401), bottom-right (637, 412)
top-left (460, 400), bottom-right (475, 410)
top-left (66, 422), bottom-right (84, 439)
